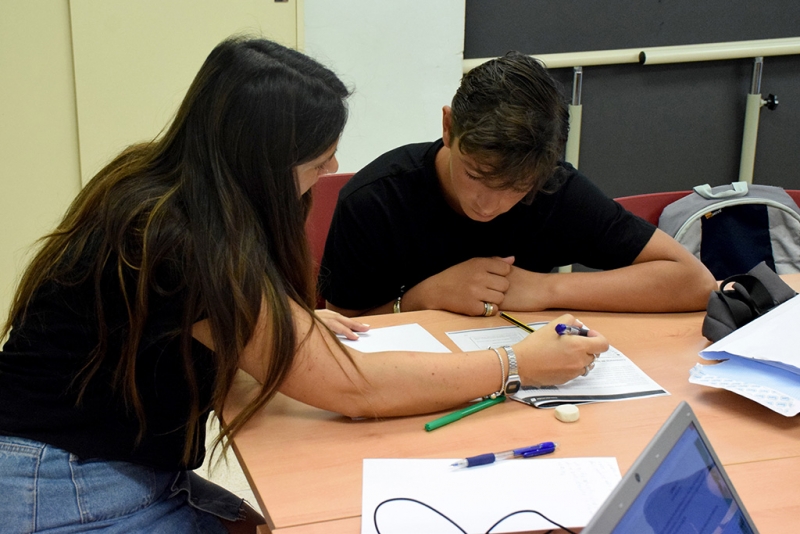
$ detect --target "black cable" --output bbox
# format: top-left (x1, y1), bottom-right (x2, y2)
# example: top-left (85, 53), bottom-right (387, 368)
top-left (374, 497), bottom-right (467, 534)
top-left (485, 509), bottom-right (577, 534)
top-left (373, 497), bottom-right (579, 534)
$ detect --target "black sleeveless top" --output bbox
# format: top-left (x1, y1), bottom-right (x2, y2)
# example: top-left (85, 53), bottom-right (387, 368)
top-left (0, 258), bottom-right (216, 471)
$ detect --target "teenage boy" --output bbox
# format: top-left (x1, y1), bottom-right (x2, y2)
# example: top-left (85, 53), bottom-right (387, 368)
top-left (320, 52), bottom-right (716, 317)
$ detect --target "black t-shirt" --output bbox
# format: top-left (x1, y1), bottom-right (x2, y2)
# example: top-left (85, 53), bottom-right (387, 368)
top-left (0, 258), bottom-right (215, 471)
top-left (320, 140), bottom-right (656, 311)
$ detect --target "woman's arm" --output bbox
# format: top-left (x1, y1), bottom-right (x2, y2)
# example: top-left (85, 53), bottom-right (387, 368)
top-left (194, 303), bottom-right (608, 417)
top-left (194, 300), bottom-right (607, 419)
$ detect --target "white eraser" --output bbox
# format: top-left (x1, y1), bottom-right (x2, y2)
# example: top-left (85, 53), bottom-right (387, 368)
top-left (555, 404), bottom-right (580, 423)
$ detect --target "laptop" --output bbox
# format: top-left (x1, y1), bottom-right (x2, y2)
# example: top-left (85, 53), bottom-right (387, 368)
top-left (583, 401), bottom-right (759, 533)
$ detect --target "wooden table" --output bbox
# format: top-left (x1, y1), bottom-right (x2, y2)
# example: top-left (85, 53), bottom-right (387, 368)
top-left (224, 275), bottom-right (800, 534)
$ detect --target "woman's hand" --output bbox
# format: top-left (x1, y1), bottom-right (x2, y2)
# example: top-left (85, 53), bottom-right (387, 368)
top-left (315, 309), bottom-right (370, 340)
top-left (512, 314), bottom-right (609, 387)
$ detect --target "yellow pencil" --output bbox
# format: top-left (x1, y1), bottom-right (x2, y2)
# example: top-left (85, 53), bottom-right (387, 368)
top-left (499, 311), bottom-right (535, 333)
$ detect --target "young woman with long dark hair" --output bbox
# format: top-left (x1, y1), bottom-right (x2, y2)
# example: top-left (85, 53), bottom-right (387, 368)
top-left (0, 37), bottom-right (607, 532)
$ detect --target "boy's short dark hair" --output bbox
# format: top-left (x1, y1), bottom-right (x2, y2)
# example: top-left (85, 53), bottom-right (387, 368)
top-left (450, 51), bottom-right (569, 193)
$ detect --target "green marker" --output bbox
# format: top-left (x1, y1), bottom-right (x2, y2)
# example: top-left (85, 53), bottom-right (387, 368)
top-left (424, 395), bottom-right (506, 432)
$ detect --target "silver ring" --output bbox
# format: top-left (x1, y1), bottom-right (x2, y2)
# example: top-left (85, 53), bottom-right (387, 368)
top-left (483, 302), bottom-right (494, 317)
top-left (588, 361), bottom-right (596, 371)
top-left (581, 366), bottom-right (590, 377)
top-left (593, 353), bottom-right (600, 361)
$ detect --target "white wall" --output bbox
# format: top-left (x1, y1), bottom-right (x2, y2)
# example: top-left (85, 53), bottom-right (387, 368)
top-left (303, 0), bottom-right (465, 173)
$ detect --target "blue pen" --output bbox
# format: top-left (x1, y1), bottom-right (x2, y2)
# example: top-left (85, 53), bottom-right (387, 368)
top-left (555, 323), bottom-right (590, 336)
top-left (451, 441), bottom-right (557, 468)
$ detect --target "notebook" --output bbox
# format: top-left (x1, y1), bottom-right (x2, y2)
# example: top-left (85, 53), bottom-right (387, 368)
top-left (582, 401), bottom-right (759, 533)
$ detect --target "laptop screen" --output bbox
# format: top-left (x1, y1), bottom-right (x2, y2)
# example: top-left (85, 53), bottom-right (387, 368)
top-left (610, 421), bottom-right (755, 533)
top-left (584, 401), bottom-right (759, 534)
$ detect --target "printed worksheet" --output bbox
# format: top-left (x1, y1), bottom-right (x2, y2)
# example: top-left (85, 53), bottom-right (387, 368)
top-left (446, 323), bottom-right (669, 407)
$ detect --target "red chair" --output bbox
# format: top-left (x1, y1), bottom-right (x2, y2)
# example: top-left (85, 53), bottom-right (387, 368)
top-left (614, 191), bottom-right (691, 225)
top-left (305, 173), bottom-right (353, 307)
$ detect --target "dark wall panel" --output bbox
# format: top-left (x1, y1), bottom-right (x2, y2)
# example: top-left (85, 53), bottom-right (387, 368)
top-left (465, 0), bottom-right (800, 198)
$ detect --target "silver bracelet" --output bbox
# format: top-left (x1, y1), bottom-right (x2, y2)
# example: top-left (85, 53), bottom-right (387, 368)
top-left (485, 347), bottom-right (506, 399)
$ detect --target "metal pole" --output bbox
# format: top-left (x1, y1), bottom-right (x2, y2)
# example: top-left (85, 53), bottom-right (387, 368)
top-left (560, 67), bottom-right (584, 274)
top-left (738, 57), bottom-right (764, 184)
top-left (463, 37), bottom-right (800, 72)
top-left (564, 66), bottom-right (583, 169)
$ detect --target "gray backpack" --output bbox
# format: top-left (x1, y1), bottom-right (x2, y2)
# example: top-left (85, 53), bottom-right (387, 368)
top-left (658, 182), bottom-right (800, 280)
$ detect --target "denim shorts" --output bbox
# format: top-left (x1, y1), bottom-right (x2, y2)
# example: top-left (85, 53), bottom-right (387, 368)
top-left (0, 435), bottom-right (246, 533)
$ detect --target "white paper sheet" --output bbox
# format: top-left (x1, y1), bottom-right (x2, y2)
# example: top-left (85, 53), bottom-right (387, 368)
top-left (361, 457), bottom-right (621, 534)
top-left (692, 294), bottom-right (800, 417)
top-left (689, 360), bottom-right (800, 416)
top-left (700, 294), bottom-right (800, 368)
top-left (446, 323), bottom-right (668, 407)
top-left (340, 323), bottom-right (451, 353)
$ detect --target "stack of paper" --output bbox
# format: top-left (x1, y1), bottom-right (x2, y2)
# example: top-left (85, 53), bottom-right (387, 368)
top-left (690, 295), bottom-right (800, 416)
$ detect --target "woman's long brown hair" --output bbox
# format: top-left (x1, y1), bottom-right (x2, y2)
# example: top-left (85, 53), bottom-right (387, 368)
top-left (2, 36), bottom-right (349, 465)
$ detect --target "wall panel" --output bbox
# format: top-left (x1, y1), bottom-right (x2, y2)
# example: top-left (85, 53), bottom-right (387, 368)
top-left (465, 0), bottom-right (800, 197)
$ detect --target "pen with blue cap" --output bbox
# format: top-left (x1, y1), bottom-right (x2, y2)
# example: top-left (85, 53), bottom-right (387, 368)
top-left (451, 441), bottom-right (557, 468)
top-left (555, 323), bottom-right (590, 336)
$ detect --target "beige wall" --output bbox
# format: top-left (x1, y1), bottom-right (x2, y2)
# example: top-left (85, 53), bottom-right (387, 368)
top-left (70, 0), bottom-right (298, 183)
top-left (0, 1), bottom-right (82, 325)
top-left (0, 0), bottom-right (298, 328)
